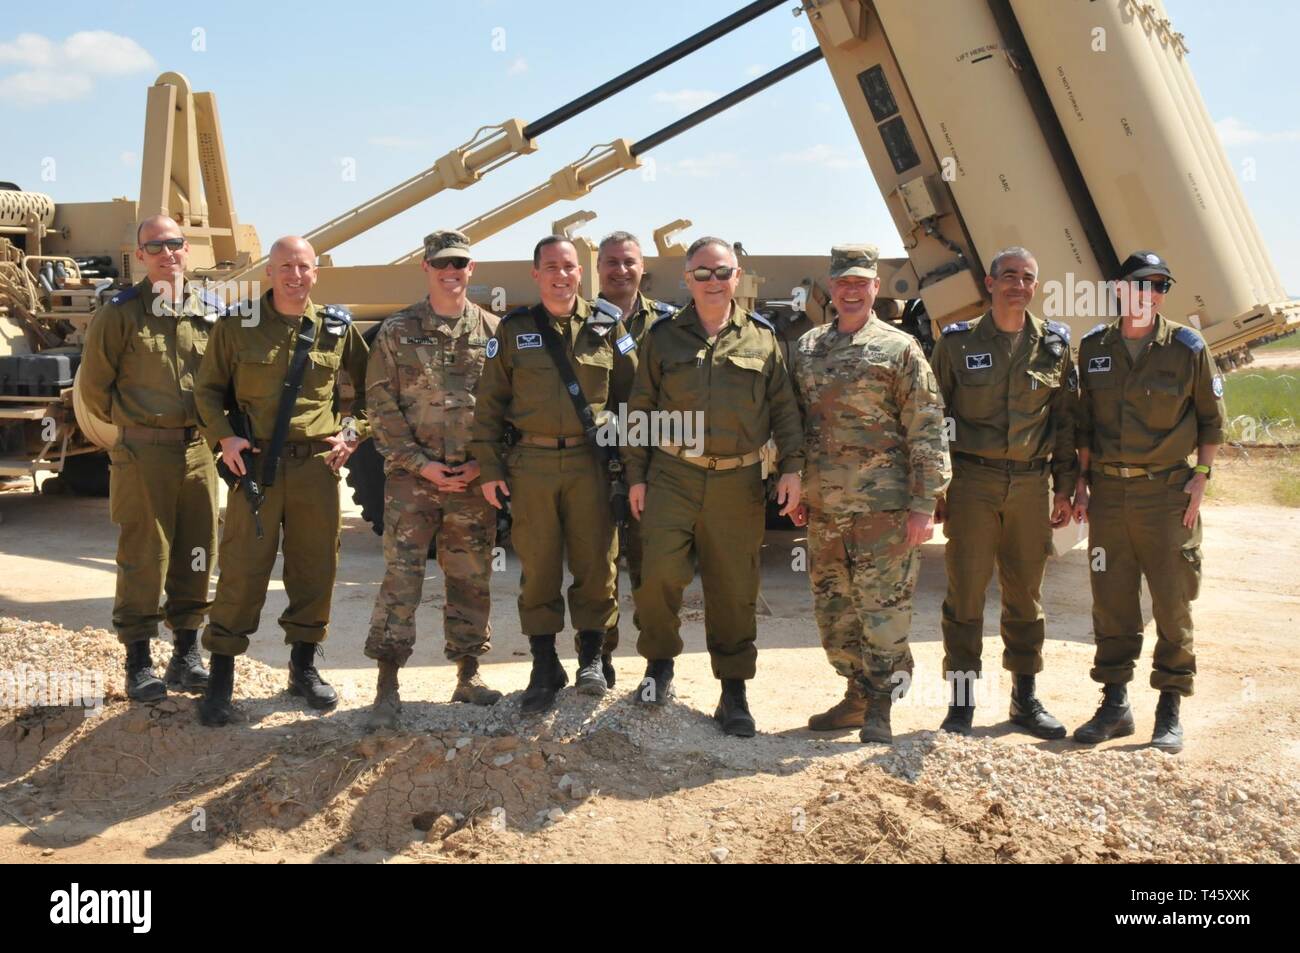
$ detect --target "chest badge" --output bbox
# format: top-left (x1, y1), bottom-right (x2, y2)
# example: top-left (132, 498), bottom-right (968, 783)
top-left (965, 352), bottom-right (993, 371)
top-left (1088, 356), bottom-right (1112, 373)
top-left (516, 333), bottom-right (543, 350)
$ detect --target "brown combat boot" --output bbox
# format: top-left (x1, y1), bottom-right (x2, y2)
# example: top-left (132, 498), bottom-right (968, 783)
top-left (365, 662), bottom-right (401, 731)
top-left (808, 681), bottom-right (868, 731)
top-left (451, 656), bottom-right (502, 706)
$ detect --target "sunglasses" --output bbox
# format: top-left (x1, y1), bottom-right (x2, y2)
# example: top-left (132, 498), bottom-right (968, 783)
top-left (689, 266), bottom-right (736, 281)
top-left (430, 257), bottom-right (470, 270)
top-left (1131, 278), bottom-right (1173, 294)
top-left (140, 238), bottom-right (185, 254)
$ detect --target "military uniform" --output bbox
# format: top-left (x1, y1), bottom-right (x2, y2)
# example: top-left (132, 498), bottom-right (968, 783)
top-left (364, 297), bottom-right (499, 666)
top-left (79, 278), bottom-right (222, 646)
top-left (468, 298), bottom-right (636, 639)
top-left (792, 311), bottom-right (950, 697)
top-left (626, 301), bottom-right (804, 680)
top-left (1076, 314), bottom-right (1225, 694)
top-left (591, 291), bottom-right (677, 657)
top-left (193, 292), bottom-right (369, 656)
top-left (930, 310), bottom-right (1078, 679)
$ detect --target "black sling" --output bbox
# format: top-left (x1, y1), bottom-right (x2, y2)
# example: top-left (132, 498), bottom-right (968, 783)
top-left (260, 313), bottom-right (319, 490)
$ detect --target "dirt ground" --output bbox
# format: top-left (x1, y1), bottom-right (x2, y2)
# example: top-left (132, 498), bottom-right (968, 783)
top-left (0, 448), bottom-right (1297, 864)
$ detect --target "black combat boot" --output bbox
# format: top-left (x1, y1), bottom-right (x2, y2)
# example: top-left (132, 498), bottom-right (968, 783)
top-left (366, 661), bottom-right (401, 731)
top-left (602, 653), bottom-right (616, 688)
top-left (714, 679), bottom-right (756, 737)
top-left (124, 640), bottom-right (166, 702)
top-left (197, 653), bottom-right (235, 727)
top-left (575, 630), bottom-right (608, 695)
top-left (1151, 691), bottom-right (1184, 754)
top-left (164, 628), bottom-right (209, 692)
top-left (519, 635), bottom-right (567, 714)
top-left (1073, 683), bottom-right (1135, 744)
top-left (939, 677), bottom-right (975, 736)
top-left (859, 693), bottom-right (893, 745)
top-left (634, 659), bottom-right (674, 706)
top-left (287, 642), bottom-right (338, 711)
top-left (1008, 674), bottom-right (1067, 739)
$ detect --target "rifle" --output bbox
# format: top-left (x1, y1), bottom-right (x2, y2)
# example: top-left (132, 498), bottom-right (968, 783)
top-left (215, 407), bottom-right (265, 539)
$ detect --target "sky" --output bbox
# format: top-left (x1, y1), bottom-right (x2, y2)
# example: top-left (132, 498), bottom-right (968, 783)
top-left (2, 0), bottom-right (1297, 294)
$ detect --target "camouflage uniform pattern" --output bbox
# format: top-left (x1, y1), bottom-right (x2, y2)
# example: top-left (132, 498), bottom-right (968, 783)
top-left (792, 306), bottom-right (950, 695)
top-left (364, 298), bottom-right (500, 665)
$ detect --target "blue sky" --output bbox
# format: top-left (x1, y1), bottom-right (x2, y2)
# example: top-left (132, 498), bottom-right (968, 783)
top-left (2, 0), bottom-right (1296, 293)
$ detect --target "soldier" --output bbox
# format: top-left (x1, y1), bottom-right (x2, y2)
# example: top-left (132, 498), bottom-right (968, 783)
top-left (192, 236), bottom-right (369, 726)
top-left (790, 245), bottom-right (951, 744)
top-left (363, 229), bottom-right (502, 730)
top-left (470, 235), bottom-right (637, 713)
top-left (79, 214), bottom-right (219, 701)
top-left (588, 230), bottom-right (677, 685)
top-left (626, 236), bottom-right (804, 738)
top-left (1072, 251), bottom-right (1224, 754)
top-left (929, 246), bottom-right (1077, 738)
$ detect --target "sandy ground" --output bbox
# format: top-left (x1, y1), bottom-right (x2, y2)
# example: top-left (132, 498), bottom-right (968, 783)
top-left (0, 451), bottom-right (1297, 864)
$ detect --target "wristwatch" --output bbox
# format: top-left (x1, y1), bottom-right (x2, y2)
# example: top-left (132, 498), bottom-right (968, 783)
top-left (1192, 464), bottom-right (1212, 479)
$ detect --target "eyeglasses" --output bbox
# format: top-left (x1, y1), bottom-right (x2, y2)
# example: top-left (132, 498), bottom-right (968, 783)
top-left (140, 238), bottom-right (185, 254)
top-left (689, 266), bottom-right (736, 281)
top-left (1129, 278), bottom-right (1172, 294)
top-left (429, 257), bottom-right (470, 270)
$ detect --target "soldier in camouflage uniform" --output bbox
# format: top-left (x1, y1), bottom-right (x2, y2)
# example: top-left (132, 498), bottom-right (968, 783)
top-left (79, 214), bottom-right (218, 702)
top-left (363, 229), bottom-right (502, 730)
top-left (929, 246), bottom-right (1078, 739)
top-left (1072, 252), bottom-right (1225, 754)
top-left (588, 230), bottom-right (677, 685)
top-left (791, 245), bottom-right (951, 745)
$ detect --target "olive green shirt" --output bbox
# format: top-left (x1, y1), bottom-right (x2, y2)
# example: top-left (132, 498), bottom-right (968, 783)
top-left (194, 292), bottom-right (370, 446)
top-left (1076, 314), bottom-right (1226, 467)
top-left (79, 278), bottom-right (222, 430)
top-left (624, 301), bottom-right (805, 485)
top-left (468, 298), bottom-right (638, 483)
top-left (930, 310), bottom-right (1078, 492)
top-left (600, 291), bottom-right (675, 345)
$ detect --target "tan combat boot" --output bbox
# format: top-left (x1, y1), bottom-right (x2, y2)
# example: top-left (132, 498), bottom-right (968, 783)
top-left (808, 681), bottom-right (868, 731)
top-left (365, 662), bottom-right (401, 731)
top-left (451, 656), bottom-right (503, 706)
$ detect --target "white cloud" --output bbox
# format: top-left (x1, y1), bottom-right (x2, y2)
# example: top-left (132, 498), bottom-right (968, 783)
top-left (663, 152), bottom-right (739, 178)
top-left (0, 31), bottom-right (154, 107)
top-left (1215, 116), bottom-right (1300, 147)
top-left (507, 56), bottom-right (528, 76)
top-left (776, 144), bottom-right (867, 170)
top-left (652, 89), bottom-right (718, 114)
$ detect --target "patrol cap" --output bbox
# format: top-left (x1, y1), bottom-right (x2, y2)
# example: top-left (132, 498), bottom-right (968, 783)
top-left (1118, 250), bottom-right (1175, 283)
top-left (830, 244), bottom-right (879, 279)
top-left (423, 228), bottom-right (472, 262)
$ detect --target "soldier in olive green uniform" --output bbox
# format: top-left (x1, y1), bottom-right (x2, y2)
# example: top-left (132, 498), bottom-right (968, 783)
top-left (364, 229), bottom-right (502, 729)
top-left (193, 236), bottom-right (369, 726)
top-left (626, 237), bottom-right (804, 738)
top-left (929, 247), bottom-right (1077, 739)
top-left (791, 245), bottom-right (951, 745)
top-left (589, 230), bottom-right (677, 682)
top-left (470, 236), bottom-right (637, 713)
top-left (79, 215), bottom-right (218, 701)
top-left (1073, 252), bottom-right (1224, 754)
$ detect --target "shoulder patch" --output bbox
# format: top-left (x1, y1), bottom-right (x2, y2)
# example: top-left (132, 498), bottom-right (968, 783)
top-left (590, 299), bottom-right (622, 323)
top-left (485, 337), bottom-right (499, 359)
top-left (197, 289), bottom-right (225, 322)
top-left (320, 304), bottom-right (352, 336)
top-left (941, 321), bottom-right (971, 336)
top-left (1174, 326), bottom-right (1205, 354)
top-left (109, 285), bottom-right (140, 306)
top-left (502, 305), bottom-right (532, 324)
top-left (748, 310), bottom-right (776, 332)
top-left (1045, 320), bottom-right (1071, 344)
top-left (1082, 323), bottom-right (1108, 340)
top-left (651, 300), bottom-right (677, 318)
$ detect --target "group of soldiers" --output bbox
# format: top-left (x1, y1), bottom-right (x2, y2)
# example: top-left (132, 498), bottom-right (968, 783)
top-left (81, 215), bottom-right (1223, 754)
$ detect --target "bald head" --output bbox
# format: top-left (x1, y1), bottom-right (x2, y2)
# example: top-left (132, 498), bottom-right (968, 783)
top-left (134, 214), bottom-right (188, 294)
top-left (266, 235), bottom-right (317, 315)
top-left (137, 214), bottom-right (182, 245)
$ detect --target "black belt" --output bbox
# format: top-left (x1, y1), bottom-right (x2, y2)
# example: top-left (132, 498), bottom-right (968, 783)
top-left (955, 451), bottom-right (1046, 473)
top-left (255, 439), bottom-right (331, 458)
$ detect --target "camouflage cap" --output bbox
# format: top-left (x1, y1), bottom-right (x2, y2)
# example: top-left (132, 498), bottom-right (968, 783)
top-left (423, 228), bottom-right (472, 262)
top-left (830, 244), bottom-right (879, 279)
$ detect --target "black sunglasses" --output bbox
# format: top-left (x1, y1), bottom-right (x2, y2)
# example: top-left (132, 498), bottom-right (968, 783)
top-left (689, 265), bottom-right (736, 281)
top-left (140, 238), bottom-right (185, 254)
top-left (1131, 278), bottom-right (1173, 294)
top-left (430, 257), bottom-right (470, 270)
